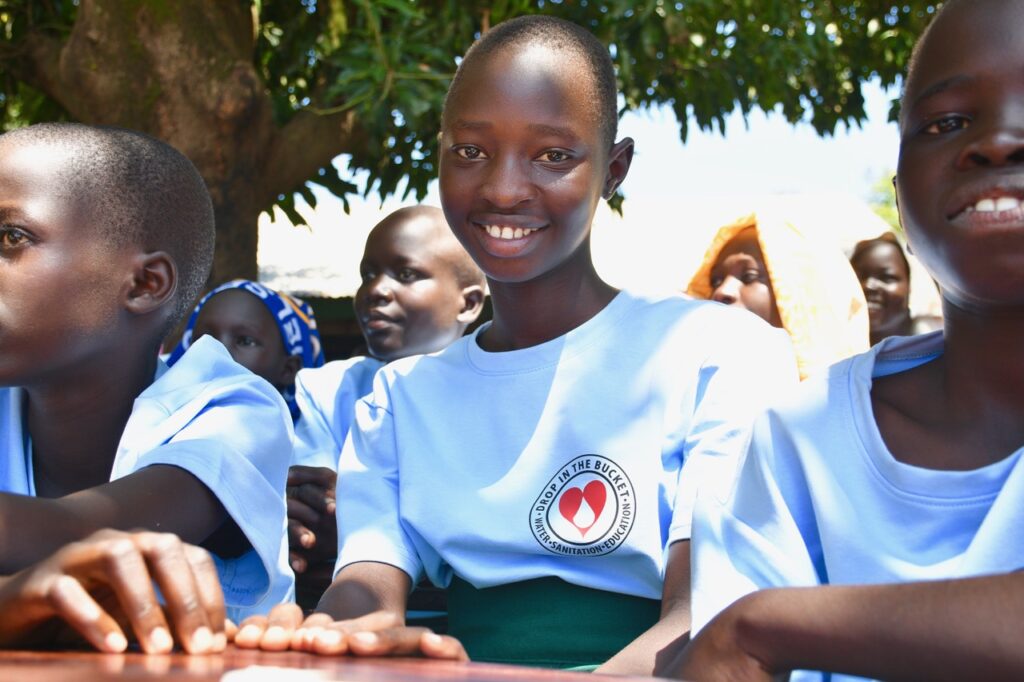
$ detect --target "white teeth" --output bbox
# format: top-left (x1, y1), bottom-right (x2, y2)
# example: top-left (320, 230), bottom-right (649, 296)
top-left (971, 196), bottom-right (1022, 212)
top-left (481, 225), bottom-right (538, 240)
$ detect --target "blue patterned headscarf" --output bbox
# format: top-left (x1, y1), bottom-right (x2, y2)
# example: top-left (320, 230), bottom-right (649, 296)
top-left (167, 279), bottom-right (325, 419)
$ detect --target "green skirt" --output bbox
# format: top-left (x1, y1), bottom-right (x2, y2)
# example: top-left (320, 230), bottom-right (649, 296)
top-left (446, 576), bottom-right (660, 670)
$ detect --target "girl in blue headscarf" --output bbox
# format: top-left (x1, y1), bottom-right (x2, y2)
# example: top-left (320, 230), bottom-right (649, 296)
top-left (168, 280), bottom-right (325, 420)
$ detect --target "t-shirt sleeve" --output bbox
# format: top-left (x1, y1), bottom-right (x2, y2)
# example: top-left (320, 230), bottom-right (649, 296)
top-left (111, 372), bottom-right (294, 621)
top-left (292, 366), bottom-right (345, 470)
top-left (334, 373), bottom-right (424, 583)
top-left (669, 324), bottom-right (798, 544)
top-left (690, 409), bottom-right (822, 634)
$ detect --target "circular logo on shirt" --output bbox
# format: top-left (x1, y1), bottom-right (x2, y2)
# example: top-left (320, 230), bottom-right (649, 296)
top-left (530, 455), bottom-right (635, 556)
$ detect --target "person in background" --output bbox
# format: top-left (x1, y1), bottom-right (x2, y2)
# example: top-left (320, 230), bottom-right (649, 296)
top-left (167, 279), bottom-right (325, 422)
top-left (850, 232), bottom-right (942, 344)
top-left (687, 212), bottom-right (869, 379)
top-left (286, 205), bottom-right (485, 608)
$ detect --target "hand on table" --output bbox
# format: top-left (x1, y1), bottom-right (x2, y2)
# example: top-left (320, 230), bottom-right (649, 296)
top-left (0, 529), bottom-right (227, 655)
top-left (286, 466), bottom-right (338, 574)
top-left (233, 603), bottom-right (467, 660)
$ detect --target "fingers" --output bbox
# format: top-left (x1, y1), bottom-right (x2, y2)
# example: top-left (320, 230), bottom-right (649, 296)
top-left (289, 550), bottom-right (309, 575)
top-left (346, 626), bottom-right (468, 661)
top-left (291, 482), bottom-right (336, 516)
top-left (287, 498), bottom-right (321, 528)
top-left (288, 466), bottom-right (338, 491)
top-left (92, 534), bottom-right (176, 654)
top-left (133, 533), bottom-right (218, 655)
top-left (288, 518), bottom-right (316, 551)
top-left (183, 544), bottom-right (227, 652)
top-left (47, 574), bottom-right (129, 653)
top-left (233, 603), bottom-right (304, 651)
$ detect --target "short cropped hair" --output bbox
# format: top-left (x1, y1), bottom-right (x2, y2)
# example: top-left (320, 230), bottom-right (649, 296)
top-left (442, 15), bottom-right (619, 148)
top-left (0, 123), bottom-right (215, 329)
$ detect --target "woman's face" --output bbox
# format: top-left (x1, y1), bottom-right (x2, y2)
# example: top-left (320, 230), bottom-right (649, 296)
top-left (851, 242), bottom-right (911, 334)
top-left (709, 228), bottom-right (782, 327)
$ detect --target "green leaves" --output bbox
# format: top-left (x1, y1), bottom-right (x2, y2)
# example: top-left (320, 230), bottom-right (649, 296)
top-left (0, 0), bottom-right (942, 224)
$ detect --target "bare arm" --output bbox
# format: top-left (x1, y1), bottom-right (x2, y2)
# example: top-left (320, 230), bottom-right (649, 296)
top-left (0, 465), bottom-right (226, 573)
top-left (596, 540), bottom-right (693, 675)
top-left (672, 573), bottom-right (1024, 682)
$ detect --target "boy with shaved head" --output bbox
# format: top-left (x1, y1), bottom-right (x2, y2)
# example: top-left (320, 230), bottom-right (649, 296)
top-left (287, 205), bottom-right (484, 586)
top-left (0, 123), bottom-right (293, 647)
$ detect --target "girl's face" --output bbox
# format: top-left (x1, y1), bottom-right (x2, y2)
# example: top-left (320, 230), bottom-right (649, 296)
top-left (896, 0), bottom-right (1024, 312)
top-left (709, 228), bottom-right (782, 327)
top-left (439, 44), bottom-right (631, 287)
top-left (191, 289), bottom-right (297, 390)
top-left (851, 242), bottom-right (911, 333)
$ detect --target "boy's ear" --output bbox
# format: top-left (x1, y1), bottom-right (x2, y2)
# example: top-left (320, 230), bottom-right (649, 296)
top-left (124, 251), bottom-right (177, 316)
top-left (457, 284), bottom-right (486, 324)
top-left (278, 354), bottom-right (303, 390)
top-left (602, 137), bottom-right (635, 200)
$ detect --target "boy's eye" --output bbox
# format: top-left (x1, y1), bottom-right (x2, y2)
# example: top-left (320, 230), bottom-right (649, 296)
top-left (709, 274), bottom-right (724, 289)
top-left (397, 267), bottom-right (421, 282)
top-left (539, 150), bottom-right (571, 163)
top-left (237, 335), bottom-right (259, 348)
top-left (740, 270), bottom-right (764, 285)
top-left (0, 227), bottom-right (30, 250)
top-left (922, 116), bottom-right (970, 135)
top-left (453, 145), bottom-right (485, 160)
top-left (360, 269), bottom-right (376, 282)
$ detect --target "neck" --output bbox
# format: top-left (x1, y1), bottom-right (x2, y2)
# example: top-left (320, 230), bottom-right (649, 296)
top-left (939, 298), bottom-right (1024, 419)
top-left (482, 246), bottom-right (617, 352)
top-left (23, 347), bottom-right (159, 496)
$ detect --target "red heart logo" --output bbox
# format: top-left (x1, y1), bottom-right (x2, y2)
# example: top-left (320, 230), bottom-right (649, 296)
top-left (557, 481), bottom-right (608, 537)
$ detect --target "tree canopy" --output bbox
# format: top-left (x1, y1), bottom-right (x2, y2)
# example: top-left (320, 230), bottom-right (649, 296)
top-left (0, 0), bottom-right (939, 281)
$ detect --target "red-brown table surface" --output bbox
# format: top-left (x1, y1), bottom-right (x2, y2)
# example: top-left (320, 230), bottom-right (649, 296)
top-left (0, 647), bottom-right (675, 681)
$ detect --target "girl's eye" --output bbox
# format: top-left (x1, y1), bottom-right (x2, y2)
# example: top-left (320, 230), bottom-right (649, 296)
top-left (740, 270), bottom-right (764, 285)
top-left (540, 150), bottom-right (570, 163)
top-left (360, 269), bottom-right (376, 282)
top-left (922, 116), bottom-right (969, 135)
top-left (454, 145), bottom-right (484, 160)
top-left (237, 335), bottom-right (258, 348)
top-left (0, 227), bottom-right (30, 250)
top-left (709, 275), bottom-right (724, 289)
top-left (397, 268), bottom-right (420, 282)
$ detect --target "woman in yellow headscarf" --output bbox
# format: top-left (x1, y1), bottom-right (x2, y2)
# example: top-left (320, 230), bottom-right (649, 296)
top-left (686, 212), bottom-right (869, 380)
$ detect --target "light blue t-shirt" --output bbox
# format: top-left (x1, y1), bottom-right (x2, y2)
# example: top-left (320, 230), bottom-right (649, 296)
top-left (691, 331), bottom-right (1024, 682)
top-left (0, 336), bottom-right (296, 622)
top-left (336, 291), bottom-right (797, 600)
top-left (292, 356), bottom-right (384, 470)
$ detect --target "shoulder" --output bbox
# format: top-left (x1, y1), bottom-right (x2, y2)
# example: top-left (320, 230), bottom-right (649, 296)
top-left (146, 335), bottom-right (285, 412)
top-left (296, 356), bottom-right (384, 395)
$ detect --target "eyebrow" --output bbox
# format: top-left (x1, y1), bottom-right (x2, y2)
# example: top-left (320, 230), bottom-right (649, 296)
top-left (908, 74), bottom-right (975, 111)
top-left (450, 120), bottom-right (492, 131)
top-left (527, 123), bottom-right (580, 140)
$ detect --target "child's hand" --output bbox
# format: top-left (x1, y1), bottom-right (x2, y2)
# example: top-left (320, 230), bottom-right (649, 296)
top-left (286, 466), bottom-right (338, 573)
top-left (0, 529), bottom-right (227, 654)
top-left (661, 602), bottom-right (782, 682)
top-left (233, 603), bottom-right (467, 660)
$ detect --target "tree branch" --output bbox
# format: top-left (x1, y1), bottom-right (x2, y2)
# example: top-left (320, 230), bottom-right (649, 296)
top-left (260, 107), bottom-right (366, 208)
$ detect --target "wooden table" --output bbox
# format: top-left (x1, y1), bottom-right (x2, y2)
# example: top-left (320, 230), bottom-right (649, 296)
top-left (0, 647), bottom-right (672, 681)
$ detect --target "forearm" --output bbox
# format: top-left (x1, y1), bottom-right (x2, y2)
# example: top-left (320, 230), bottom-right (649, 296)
top-left (731, 574), bottom-right (1024, 681)
top-left (596, 603), bottom-right (690, 675)
top-left (315, 562), bottom-right (410, 622)
top-left (0, 465), bottom-right (227, 573)
top-left (598, 539), bottom-right (692, 675)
